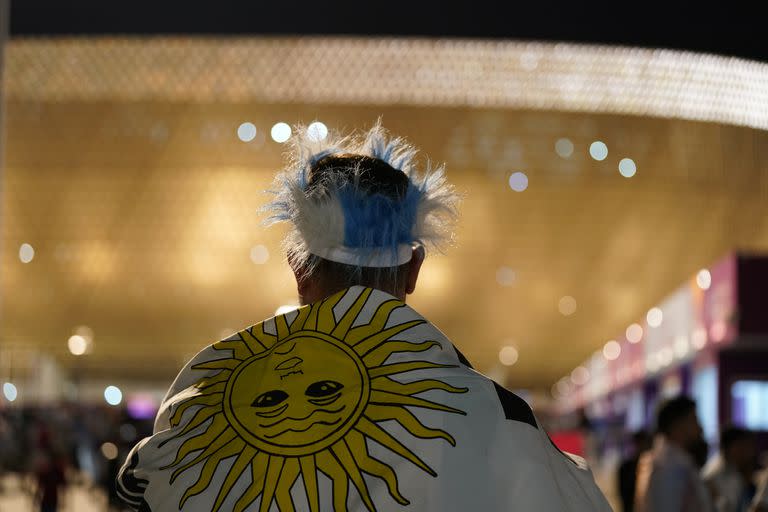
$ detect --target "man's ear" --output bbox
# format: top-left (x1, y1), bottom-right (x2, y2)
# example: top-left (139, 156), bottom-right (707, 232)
top-left (405, 245), bottom-right (426, 295)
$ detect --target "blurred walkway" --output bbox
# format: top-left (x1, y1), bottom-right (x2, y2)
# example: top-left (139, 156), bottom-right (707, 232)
top-left (0, 474), bottom-right (114, 512)
top-left (2, 468), bottom-right (621, 512)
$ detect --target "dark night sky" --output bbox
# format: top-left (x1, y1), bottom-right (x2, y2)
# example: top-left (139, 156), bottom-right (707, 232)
top-left (8, 1), bottom-right (768, 62)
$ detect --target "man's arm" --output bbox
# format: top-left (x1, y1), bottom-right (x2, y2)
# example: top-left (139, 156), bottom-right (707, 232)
top-left (115, 439), bottom-right (150, 511)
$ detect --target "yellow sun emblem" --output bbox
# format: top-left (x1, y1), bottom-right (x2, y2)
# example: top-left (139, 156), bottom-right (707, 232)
top-left (162, 287), bottom-right (467, 511)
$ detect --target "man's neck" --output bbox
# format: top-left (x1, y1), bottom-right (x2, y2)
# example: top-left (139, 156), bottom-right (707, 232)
top-left (301, 284), bottom-right (405, 305)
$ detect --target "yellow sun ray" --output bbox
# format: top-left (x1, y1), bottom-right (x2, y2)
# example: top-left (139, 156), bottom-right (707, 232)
top-left (345, 299), bottom-right (404, 345)
top-left (167, 405), bottom-right (221, 440)
top-left (317, 449), bottom-right (350, 511)
top-left (367, 360), bottom-right (456, 380)
top-left (259, 455), bottom-right (285, 512)
top-left (275, 458), bottom-right (301, 512)
top-left (289, 306), bottom-right (311, 333)
top-left (355, 417), bottom-right (436, 476)
top-left (369, 390), bottom-right (466, 415)
top-left (363, 340), bottom-right (440, 367)
top-left (212, 338), bottom-right (253, 359)
top-left (331, 287), bottom-right (373, 339)
top-left (372, 377), bottom-right (468, 398)
top-left (233, 453), bottom-right (269, 512)
top-left (299, 455), bottom-right (320, 512)
top-left (169, 394), bottom-right (225, 428)
top-left (274, 313), bottom-right (291, 340)
top-left (241, 323), bottom-right (276, 352)
top-left (192, 381), bottom-right (226, 396)
top-left (366, 405), bottom-right (456, 446)
top-left (169, 429), bottom-right (239, 482)
top-left (353, 320), bottom-right (426, 356)
top-left (179, 440), bottom-right (244, 508)
top-left (210, 446), bottom-right (258, 512)
top-left (192, 358), bottom-right (240, 371)
top-left (317, 290), bottom-right (347, 333)
top-left (194, 371), bottom-right (232, 391)
top-left (331, 439), bottom-right (377, 512)
top-left (162, 416), bottom-right (230, 468)
top-left (303, 301), bottom-right (322, 330)
top-left (346, 430), bottom-right (409, 506)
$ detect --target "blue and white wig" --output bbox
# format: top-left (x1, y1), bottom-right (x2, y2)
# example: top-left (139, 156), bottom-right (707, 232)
top-left (264, 122), bottom-right (459, 271)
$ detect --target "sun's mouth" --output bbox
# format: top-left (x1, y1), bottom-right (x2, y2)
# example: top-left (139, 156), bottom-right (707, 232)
top-left (257, 405), bottom-right (346, 428)
top-left (263, 418), bottom-right (344, 439)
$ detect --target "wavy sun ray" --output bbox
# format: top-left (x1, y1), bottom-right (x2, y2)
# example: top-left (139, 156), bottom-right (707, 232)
top-left (354, 416), bottom-right (436, 476)
top-left (317, 290), bottom-right (347, 334)
top-left (179, 439), bottom-right (244, 508)
top-left (316, 449), bottom-right (351, 511)
top-left (369, 389), bottom-right (466, 415)
top-left (167, 396), bottom-right (221, 430)
top-left (363, 339), bottom-right (440, 367)
top-left (233, 452), bottom-right (268, 512)
top-left (299, 455), bottom-right (320, 512)
top-left (211, 445), bottom-right (258, 512)
top-left (193, 371), bottom-right (232, 391)
top-left (192, 358), bottom-right (240, 371)
top-left (169, 405), bottom-right (221, 439)
top-left (367, 360), bottom-right (456, 380)
top-left (212, 337), bottom-right (253, 359)
top-left (164, 287), bottom-right (465, 510)
top-left (331, 287), bottom-right (373, 339)
top-left (372, 376), bottom-right (468, 399)
top-left (366, 405), bottom-right (457, 445)
top-left (162, 415), bottom-right (230, 464)
top-left (169, 429), bottom-right (238, 482)
top-left (353, 320), bottom-right (426, 356)
top-left (346, 299), bottom-right (404, 345)
top-left (275, 458), bottom-right (301, 512)
top-left (289, 306), bottom-right (311, 334)
top-left (241, 323), bottom-right (276, 352)
top-left (331, 438), bottom-right (377, 512)
top-left (259, 455), bottom-right (285, 512)
top-left (346, 429), bottom-right (409, 506)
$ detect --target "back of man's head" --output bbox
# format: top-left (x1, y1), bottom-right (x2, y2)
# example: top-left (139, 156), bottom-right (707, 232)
top-left (264, 123), bottom-right (458, 303)
top-left (306, 153), bottom-right (412, 296)
top-left (655, 396), bottom-right (699, 442)
top-left (720, 425), bottom-right (755, 468)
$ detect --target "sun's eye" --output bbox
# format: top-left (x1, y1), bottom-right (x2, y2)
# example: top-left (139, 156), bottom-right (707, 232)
top-left (252, 390), bottom-right (289, 407)
top-left (305, 380), bottom-right (344, 397)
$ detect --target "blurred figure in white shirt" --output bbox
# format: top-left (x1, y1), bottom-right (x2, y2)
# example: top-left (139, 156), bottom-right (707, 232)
top-left (635, 396), bottom-right (713, 512)
top-left (703, 426), bottom-right (757, 512)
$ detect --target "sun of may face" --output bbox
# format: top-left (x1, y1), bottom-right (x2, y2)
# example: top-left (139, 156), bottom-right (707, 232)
top-left (162, 287), bottom-right (468, 512)
top-left (225, 332), bottom-right (370, 455)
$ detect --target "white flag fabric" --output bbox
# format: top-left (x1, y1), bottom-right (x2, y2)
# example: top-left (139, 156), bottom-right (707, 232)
top-left (118, 286), bottom-right (611, 511)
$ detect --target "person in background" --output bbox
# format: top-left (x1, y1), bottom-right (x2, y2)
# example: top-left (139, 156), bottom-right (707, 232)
top-left (34, 447), bottom-right (67, 512)
top-left (618, 430), bottom-right (651, 512)
top-left (635, 395), bottom-right (713, 512)
top-left (750, 471), bottom-right (768, 512)
top-left (703, 426), bottom-right (757, 512)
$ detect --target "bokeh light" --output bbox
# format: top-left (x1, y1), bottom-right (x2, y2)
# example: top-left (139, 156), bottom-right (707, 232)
top-left (271, 122), bottom-right (292, 143)
top-left (104, 385), bottom-right (123, 406)
top-left (508, 171), bottom-right (529, 192)
top-left (589, 141), bottom-right (608, 161)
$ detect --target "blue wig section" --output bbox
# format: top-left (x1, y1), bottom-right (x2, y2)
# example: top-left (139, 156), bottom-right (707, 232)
top-left (338, 182), bottom-right (424, 250)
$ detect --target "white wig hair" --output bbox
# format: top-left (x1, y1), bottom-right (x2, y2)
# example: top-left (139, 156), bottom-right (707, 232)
top-left (263, 121), bottom-right (459, 273)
